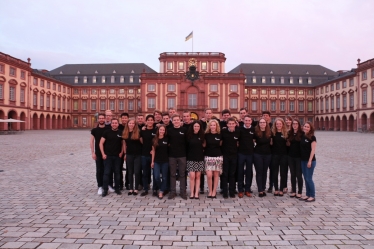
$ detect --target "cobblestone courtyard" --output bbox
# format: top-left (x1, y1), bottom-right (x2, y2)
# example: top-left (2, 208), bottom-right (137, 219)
top-left (0, 130), bottom-right (374, 249)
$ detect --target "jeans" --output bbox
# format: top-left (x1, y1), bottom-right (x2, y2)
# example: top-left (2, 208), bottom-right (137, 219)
top-left (103, 155), bottom-right (121, 191)
top-left (153, 162), bottom-right (169, 192)
top-left (288, 156), bottom-right (303, 194)
top-left (169, 157), bottom-right (186, 195)
top-left (271, 154), bottom-right (288, 191)
top-left (237, 153), bottom-right (253, 193)
top-left (253, 153), bottom-right (272, 192)
top-left (141, 156), bottom-right (152, 191)
top-left (126, 154), bottom-right (141, 191)
top-left (95, 155), bottom-right (105, 188)
top-left (222, 156), bottom-right (238, 195)
top-left (301, 160), bottom-right (316, 198)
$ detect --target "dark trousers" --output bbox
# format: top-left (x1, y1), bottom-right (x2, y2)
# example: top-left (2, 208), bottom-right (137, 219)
top-left (103, 155), bottom-right (121, 191)
top-left (141, 156), bottom-right (152, 191)
top-left (126, 154), bottom-right (141, 191)
top-left (271, 154), bottom-right (288, 191)
top-left (153, 162), bottom-right (169, 192)
top-left (237, 153), bottom-right (253, 193)
top-left (95, 155), bottom-right (105, 188)
top-left (267, 162), bottom-right (274, 190)
top-left (289, 156), bottom-right (303, 194)
top-left (253, 153), bottom-right (272, 192)
top-left (169, 157), bottom-right (186, 195)
top-left (222, 155), bottom-right (238, 195)
top-left (200, 174), bottom-right (205, 191)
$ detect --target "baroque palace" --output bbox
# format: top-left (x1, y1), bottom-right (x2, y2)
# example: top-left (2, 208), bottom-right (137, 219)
top-left (0, 51), bottom-right (373, 132)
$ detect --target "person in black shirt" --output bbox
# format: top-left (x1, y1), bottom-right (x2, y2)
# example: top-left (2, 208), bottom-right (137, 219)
top-left (287, 118), bottom-right (303, 198)
top-left (186, 121), bottom-right (205, 199)
top-left (204, 119), bottom-right (223, 198)
top-left (168, 115), bottom-right (188, 200)
top-left (270, 118), bottom-right (289, 196)
top-left (237, 115), bottom-right (255, 198)
top-left (151, 125), bottom-right (169, 199)
top-left (153, 110), bottom-right (162, 125)
top-left (118, 112), bottom-right (129, 190)
top-left (162, 112), bottom-right (172, 130)
top-left (219, 109), bottom-right (231, 129)
top-left (238, 108), bottom-right (247, 127)
top-left (118, 113), bottom-right (129, 131)
top-left (104, 110), bottom-right (113, 129)
top-left (221, 117), bottom-right (240, 198)
top-left (99, 118), bottom-right (124, 197)
top-left (136, 114), bottom-right (145, 129)
top-left (299, 121), bottom-right (317, 202)
top-left (139, 115), bottom-right (156, 196)
top-left (253, 117), bottom-right (272, 197)
top-left (90, 113), bottom-right (113, 195)
top-left (123, 119), bottom-right (142, 196)
top-left (183, 111), bottom-right (193, 129)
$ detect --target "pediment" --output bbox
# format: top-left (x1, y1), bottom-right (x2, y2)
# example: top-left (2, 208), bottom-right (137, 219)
top-left (9, 79), bottom-right (18, 85)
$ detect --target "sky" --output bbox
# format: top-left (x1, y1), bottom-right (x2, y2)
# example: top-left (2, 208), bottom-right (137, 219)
top-left (1, 0), bottom-right (373, 72)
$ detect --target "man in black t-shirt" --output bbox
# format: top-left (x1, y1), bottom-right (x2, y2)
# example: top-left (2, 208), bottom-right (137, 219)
top-left (221, 118), bottom-right (240, 198)
top-left (219, 109), bottom-right (231, 129)
top-left (118, 112), bottom-right (129, 190)
top-left (90, 114), bottom-right (114, 195)
top-left (238, 108), bottom-right (247, 127)
top-left (99, 118), bottom-right (124, 197)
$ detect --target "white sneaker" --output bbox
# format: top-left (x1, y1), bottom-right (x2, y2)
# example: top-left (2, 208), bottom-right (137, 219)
top-left (108, 186), bottom-right (115, 193)
top-left (97, 187), bottom-right (103, 195)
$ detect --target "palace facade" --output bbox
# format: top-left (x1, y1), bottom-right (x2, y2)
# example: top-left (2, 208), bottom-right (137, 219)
top-left (1, 51), bottom-right (373, 131)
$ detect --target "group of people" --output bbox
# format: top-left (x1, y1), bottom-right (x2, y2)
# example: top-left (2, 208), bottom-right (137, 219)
top-left (90, 108), bottom-right (317, 202)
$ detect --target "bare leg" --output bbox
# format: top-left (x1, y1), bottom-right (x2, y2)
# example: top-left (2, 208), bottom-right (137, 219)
top-left (206, 171), bottom-right (213, 196)
top-left (189, 172), bottom-right (195, 198)
top-left (212, 171), bottom-right (220, 196)
top-left (195, 172), bottom-right (201, 197)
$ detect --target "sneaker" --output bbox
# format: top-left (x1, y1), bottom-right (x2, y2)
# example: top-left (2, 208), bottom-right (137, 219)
top-left (97, 187), bottom-right (103, 195)
top-left (141, 191), bottom-right (148, 196)
top-left (108, 186), bottom-right (115, 193)
top-left (115, 189), bottom-right (122, 195)
top-left (102, 191), bottom-right (108, 197)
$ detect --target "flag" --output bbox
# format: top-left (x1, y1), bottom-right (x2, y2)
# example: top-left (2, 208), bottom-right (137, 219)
top-left (185, 31), bottom-right (193, 41)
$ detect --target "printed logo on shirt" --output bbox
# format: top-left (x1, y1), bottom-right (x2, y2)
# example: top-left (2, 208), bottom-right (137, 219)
top-left (305, 139), bottom-right (309, 142)
top-left (179, 132), bottom-right (184, 135)
top-left (249, 131), bottom-right (254, 134)
top-left (163, 141), bottom-right (168, 144)
top-left (198, 138), bottom-right (201, 140)
top-left (117, 135), bottom-right (122, 137)
top-left (215, 137), bottom-right (220, 141)
top-left (234, 137), bottom-right (238, 139)
top-left (152, 133), bottom-right (156, 136)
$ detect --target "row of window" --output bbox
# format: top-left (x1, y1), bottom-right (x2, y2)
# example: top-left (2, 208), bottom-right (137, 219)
top-left (73, 88), bottom-right (141, 95)
top-left (361, 68), bottom-right (374, 80)
top-left (248, 100), bottom-right (313, 112)
top-left (32, 78), bottom-right (69, 93)
top-left (32, 93), bottom-right (69, 110)
top-left (72, 99), bottom-right (141, 112)
top-left (166, 61), bottom-right (219, 71)
top-left (317, 78), bottom-right (355, 94)
top-left (0, 64), bottom-right (26, 79)
top-left (245, 76), bottom-right (313, 84)
top-left (74, 75), bottom-right (138, 84)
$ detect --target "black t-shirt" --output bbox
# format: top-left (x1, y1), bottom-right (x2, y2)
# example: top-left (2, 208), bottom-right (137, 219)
top-left (254, 131), bottom-right (272, 155)
top-left (238, 126), bottom-right (255, 155)
top-left (238, 121), bottom-right (244, 127)
top-left (300, 135), bottom-right (316, 161)
top-left (140, 128), bottom-right (157, 157)
top-left (219, 120), bottom-right (227, 129)
top-left (186, 134), bottom-right (204, 161)
top-left (183, 123), bottom-right (192, 129)
top-left (154, 136), bottom-right (169, 163)
top-left (124, 131), bottom-right (142, 155)
top-left (168, 126), bottom-right (187, 157)
top-left (118, 124), bottom-right (125, 131)
top-left (271, 132), bottom-right (287, 155)
top-left (288, 133), bottom-right (302, 158)
top-left (204, 133), bottom-right (222, 157)
top-left (102, 129), bottom-right (123, 156)
top-left (221, 128), bottom-right (240, 156)
top-left (91, 126), bottom-right (107, 157)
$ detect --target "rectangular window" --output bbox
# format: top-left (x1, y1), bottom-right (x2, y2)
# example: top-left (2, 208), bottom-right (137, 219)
top-left (289, 101), bottom-right (295, 111)
top-left (280, 77), bottom-right (284, 84)
top-left (47, 82), bottom-right (50, 89)
top-left (230, 84), bottom-right (238, 92)
top-left (349, 79), bottom-right (354, 87)
top-left (40, 80), bottom-right (44, 87)
top-left (33, 78), bottom-right (38, 86)
top-left (362, 71), bottom-right (367, 80)
top-left (53, 83), bottom-right (56, 90)
top-left (271, 77), bottom-right (275, 83)
top-left (349, 94), bottom-right (354, 107)
top-left (212, 62), bottom-right (218, 70)
top-left (251, 89), bottom-right (257, 94)
top-left (82, 100), bottom-right (87, 110)
top-left (280, 101), bottom-right (285, 111)
top-left (111, 76), bottom-right (115, 83)
top-left (82, 117), bottom-right (87, 126)
top-left (307, 89), bottom-right (313, 95)
top-left (102, 76), bottom-right (105, 83)
top-left (167, 84), bottom-right (175, 92)
top-left (0, 64), bottom-right (4, 73)
top-left (119, 89), bottom-right (125, 94)
top-left (336, 96), bottom-right (340, 109)
top-left (46, 96), bottom-right (50, 108)
top-left (40, 95), bottom-right (44, 107)
top-left (331, 97), bottom-right (334, 109)
top-left (270, 89), bottom-right (276, 95)
top-left (230, 98), bottom-right (238, 109)
top-left (343, 80), bottom-right (347, 88)
top-left (308, 101), bottom-right (313, 111)
top-left (109, 89), bottom-right (115, 94)
top-left (91, 100), bottom-right (96, 110)
top-left (148, 84), bottom-right (155, 92)
top-left (261, 77), bottom-right (266, 83)
top-left (109, 100), bottom-right (115, 110)
top-left (128, 100), bottom-right (134, 110)
top-left (100, 100), bottom-right (106, 110)
top-left (62, 99), bottom-right (65, 110)
top-left (33, 93), bottom-right (37, 106)
top-left (201, 62), bottom-right (207, 70)
top-left (178, 62), bottom-right (184, 70)
top-left (148, 98), bottom-right (156, 108)
top-left (167, 98), bottom-right (175, 108)
top-left (325, 98), bottom-right (329, 111)
top-left (20, 88), bottom-right (25, 103)
top-left (9, 67), bottom-right (16, 76)
top-left (251, 101), bottom-right (257, 111)
top-left (167, 62), bottom-right (173, 70)
top-left (261, 100), bottom-right (267, 111)
top-left (336, 82), bottom-right (340, 90)
top-left (118, 100), bottom-right (124, 110)
top-left (330, 84), bottom-right (334, 91)
top-left (299, 101), bottom-right (304, 111)
top-left (261, 89), bottom-right (266, 94)
top-left (73, 117), bottom-right (78, 126)
top-left (93, 76), bottom-right (97, 83)
top-left (320, 99), bottom-right (323, 111)
top-left (316, 100), bottom-right (319, 112)
top-left (299, 77), bottom-right (303, 84)
top-left (271, 101), bottom-right (276, 111)
top-left (188, 93), bottom-right (197, 107)
top-left (73, 100), bottom-right (78, 110)
top-left (9, 87), bottom-right (16, 101)
top-left (120, 76), bottom-right (124, 83)
top-left (210, 98), bottom-right (218, 109)
top-left (280, 90), bottom-right (285, 95)
top-left (58, 85), bottom-right (61, 92)
top-left (326, 86), bottom-right (329, 93)
top-left (91, 89), bottom-right (97, 94)
top-left (290, 77), bottom-right (294, 84)
top-left (252, 76), bottom-right (256, 83)
top-left (100, 89), bottom-right (106, 94)
top-left (210, 84), bottom-right (218, 92)
top-left (58, 98), bottom-right (61, 109)
top-left (308, 77), bottom-right (312, 84)
top-left (82, 89), bottom-right (87, 94)
top-left (21, 71), bottom-right (26, 79)
top-left (343, 95), bottom-right (347, 108)
top-left (289, 90), bottom-right (295, 95)
top-left (74, 89), bottom-right (79, 94)
top-left (298, 90), bottom-right (304, 95)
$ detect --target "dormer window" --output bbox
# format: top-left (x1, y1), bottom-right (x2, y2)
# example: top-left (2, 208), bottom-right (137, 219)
top-left (111, 76), bottom-right (115, 83)
top-left (93, 76), bottom-right (96, 83)
top-left (290, 77), bottom-right (294, 84)
top-left (102, 76), bottom-right (105, 83)
top-left (308, 77), bottom-right (312, 84)
top-left (130, 76), bottom-right (133, 83)
top-left (271, 76), bottom-right (275, 83)
top-left (299, 77), bottom-right (303, 84)
top-left (74, 76), bottom-right (78, 83)
top-left (280, 77), bottom-right (285, 84)
top-left (252, 76), bottom-right (256, 83)
top-left (120, 76), bottom-right (124, 83)
top-left (262, 77), bottom-right (266, 83)
top-left (83, 76), bottom-right (87, 83)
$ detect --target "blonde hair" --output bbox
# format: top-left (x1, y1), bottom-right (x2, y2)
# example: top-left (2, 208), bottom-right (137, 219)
top-left (271, 118), bottom-right (288, 139)
top-left (205, 119), bottom-right (221, 134)
top-left (122, 119), bottom-right (140, 140)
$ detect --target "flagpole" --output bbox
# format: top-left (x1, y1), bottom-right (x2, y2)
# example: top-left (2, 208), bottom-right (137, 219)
top-left (192, 35), bottom-right (193, 52)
